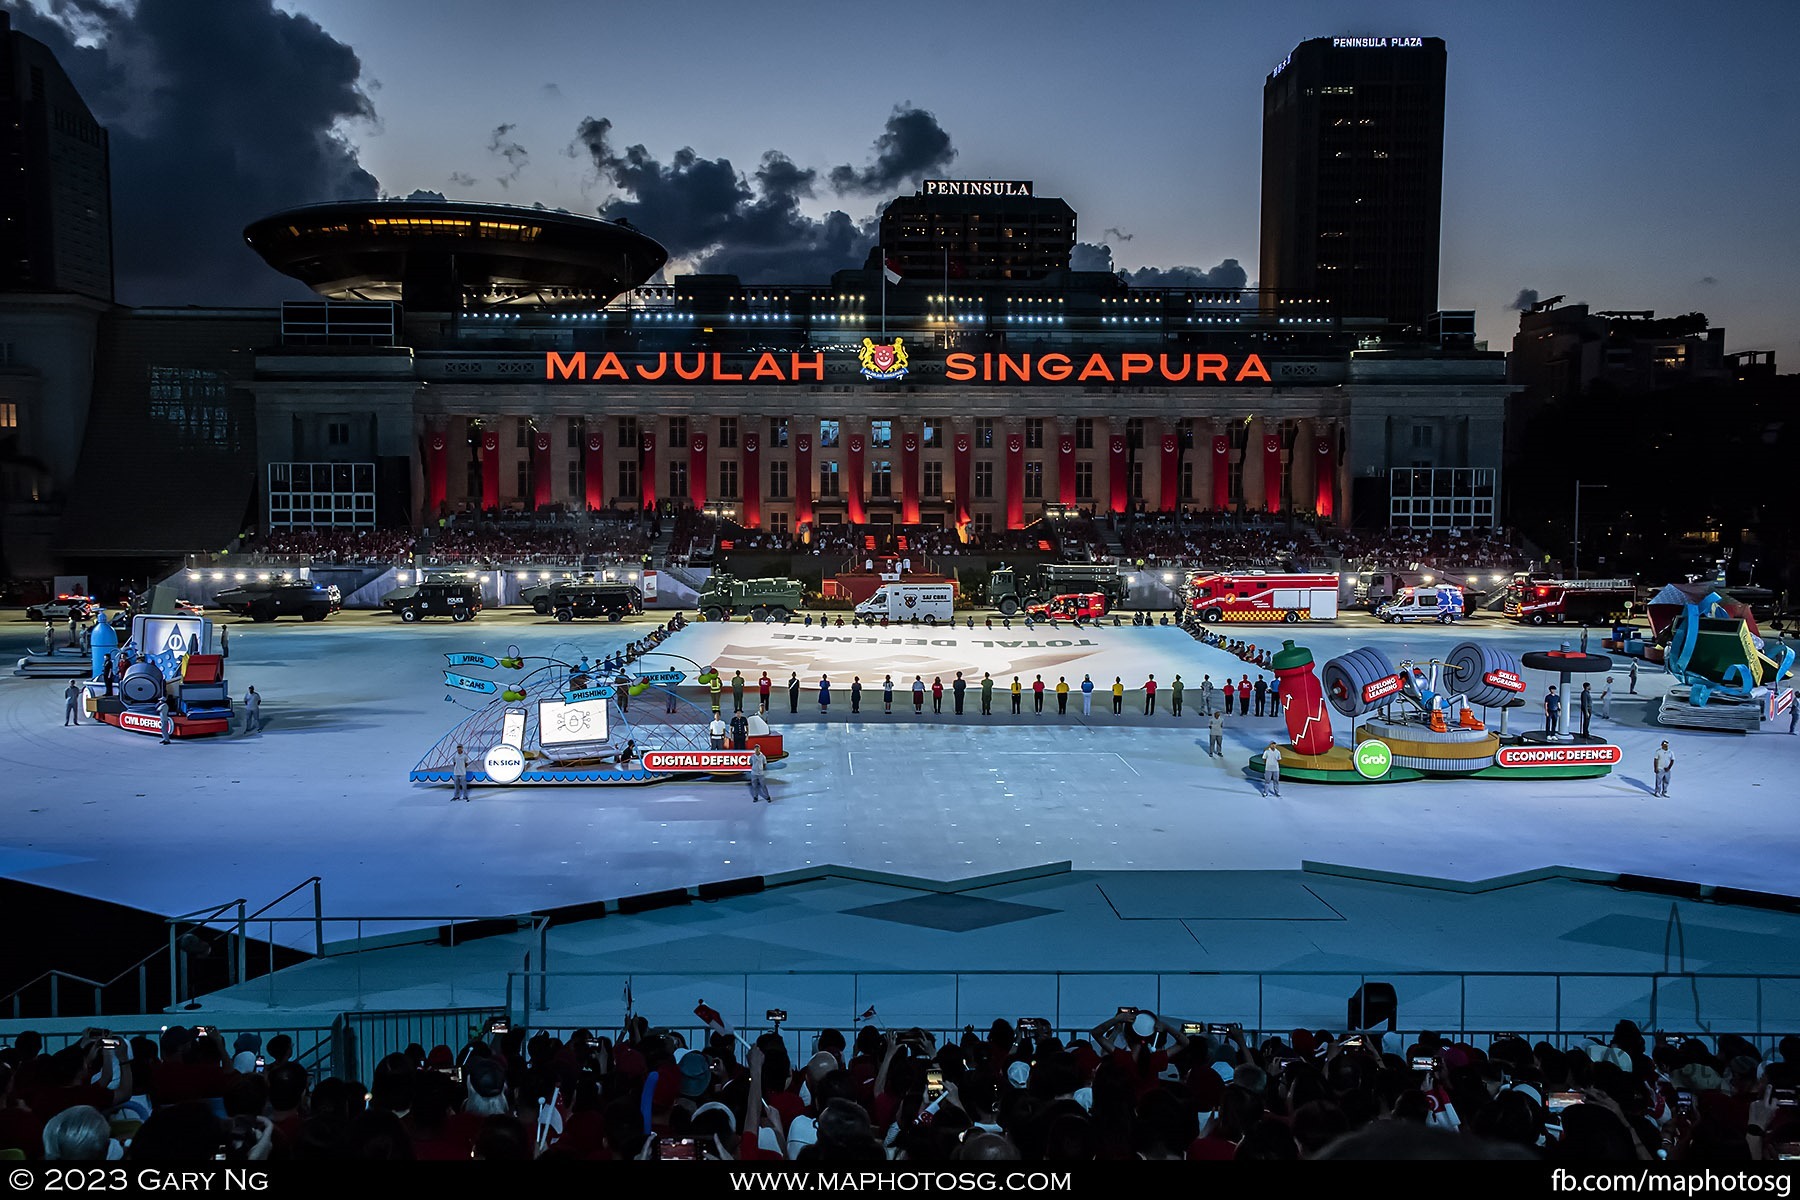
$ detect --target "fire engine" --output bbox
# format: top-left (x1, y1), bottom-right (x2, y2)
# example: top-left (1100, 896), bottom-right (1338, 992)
top-left (1502, 574), bottom-right (1636, 625)
top-left (1182, 572), bottom-right (1341, 624)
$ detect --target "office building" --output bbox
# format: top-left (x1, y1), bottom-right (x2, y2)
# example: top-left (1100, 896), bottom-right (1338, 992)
top-left (1260, 36), bottom-right (1446, 330)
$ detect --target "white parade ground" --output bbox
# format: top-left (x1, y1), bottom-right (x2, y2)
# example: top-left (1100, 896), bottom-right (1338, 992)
top-left (4, 614), bottom-right (1795, 915)
top-left (4, 610), bottom-right (1799, 1035)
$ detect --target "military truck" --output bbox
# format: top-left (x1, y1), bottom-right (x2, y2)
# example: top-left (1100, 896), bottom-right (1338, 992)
top-left (213, 581), bottom-right (342, 622)
top-left (694, 570), bottom-right (804, 622)
top-left (521, 573), bottom-right (596, 614)
top-left (986, 563), bottom-right (1125, 617)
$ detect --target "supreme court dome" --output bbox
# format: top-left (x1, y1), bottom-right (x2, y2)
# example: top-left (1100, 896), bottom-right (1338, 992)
top-left (243, 199), bottom-right (669, 311)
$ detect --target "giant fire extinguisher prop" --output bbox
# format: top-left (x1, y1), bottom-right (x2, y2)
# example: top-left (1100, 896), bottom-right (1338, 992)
top-left (1271, 639), bottom-right (1333, 755)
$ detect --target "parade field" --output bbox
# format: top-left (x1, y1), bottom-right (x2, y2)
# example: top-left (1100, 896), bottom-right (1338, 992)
top-left (3, 612), bottom-right (1797, 927)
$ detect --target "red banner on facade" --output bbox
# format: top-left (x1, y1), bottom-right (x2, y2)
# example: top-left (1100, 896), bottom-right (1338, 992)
top-left (425, 428), bottom-right (447, 513)
top-left (901, 430), bottom-right (920, 525)
top-left (688, 432), bottom-right (708, 511)
top-left (1005, 431), bottom-right (1025, 529)
top-left (1058, 434), bottom-right (1076, 508)
top-left (583, 429), bottom-right (604, 512)
top-left (480, 428), bottom-right (500, 510)
top-left (533, 428), bottom-right (554, 510)
top-left (640, 432), bottom-right (656, 512)
top-left (1263, 434), bottom-right (1282, 514)
top-left (1313, 435), bottom-right (1334, 519)
top-left (952, 433), bottom-right (971, 530)
top-left (1108, 435), bottom-right (1128, 515)
top-left (1159, 433), bottom-right (1179, 514)
top-left (740, 431), bottom-right (761, 529)
top-left (845, 433), bottom-right (866, 524)
top-left (1211, 436), bottom-right (1229, 511)
top-left (795, 433), bottom-right (814, 528)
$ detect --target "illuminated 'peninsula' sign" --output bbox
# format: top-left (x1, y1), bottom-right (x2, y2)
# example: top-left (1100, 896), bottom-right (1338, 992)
top-left (543, 350), bottom-right (1275, 385)
top-left (922, 179), bottom-right (1033, 197)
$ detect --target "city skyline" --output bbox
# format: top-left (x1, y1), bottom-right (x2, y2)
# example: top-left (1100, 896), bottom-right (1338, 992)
top-left (12, 0), bottom-right (1799, 364)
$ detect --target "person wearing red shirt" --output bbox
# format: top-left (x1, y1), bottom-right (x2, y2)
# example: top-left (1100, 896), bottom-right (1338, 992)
top-left (758, 673), bottom-right (772, 709)
top-left (1032, 675), bottom-right (1046, 714)
top-left (1237, 676), bottom-right (1252, 714)
top-left (931, 677), bottom-right (944, 713)
top-left (1144, 674), bottom-right (1158, 715)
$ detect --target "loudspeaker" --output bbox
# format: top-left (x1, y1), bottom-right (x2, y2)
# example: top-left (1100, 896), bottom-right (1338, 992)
top-left (1348, 982), bottom-right (1397, 1031)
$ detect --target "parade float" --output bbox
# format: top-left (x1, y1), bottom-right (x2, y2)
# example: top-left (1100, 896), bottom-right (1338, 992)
top-left (1250, 637), bottom-right (1620, 784)
top-left (84, 612), bottom-right (235, 738)
top-left (411, 641), bottom-right (786, 787)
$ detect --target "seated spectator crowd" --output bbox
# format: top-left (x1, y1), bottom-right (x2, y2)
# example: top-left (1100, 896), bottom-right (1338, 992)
top-left (422, 513), bottom-right (647, 567)
top-left (3, 1017), bottom-right (1793, 1162)
top-left (250, 528), bottom-right (417, 566)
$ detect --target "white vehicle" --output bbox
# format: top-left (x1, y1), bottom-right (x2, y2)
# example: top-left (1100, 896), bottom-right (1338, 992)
top-left (1378, 584), bottom-right (1466, 624)
top-left (854, 583), bottom-right (955, 624)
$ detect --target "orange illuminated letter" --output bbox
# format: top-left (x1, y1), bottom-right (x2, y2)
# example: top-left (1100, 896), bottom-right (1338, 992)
top-left (1120, 353), bottom-right (1153, 381)
top-left (636, 353), bottom-right (668, 380)
top-left (546, 351), bottom-right (586, 380)
top-left (593, 353), bottom-right (629, 380)
top-left (1077, 354), bottom-right (1115, 382)
top-left (1195, 354), bottom-right (1228, 381)
top-left (674, 353), bottom-right (707, 381)
top-left (1158, 354), bottom-right (1191, 382)
top-left (790, 352), bottom-right (824, 380)
top-left (1235, 354), bottom-right (1272, 382)
top-left (748, 353), bottom-right (786, 381)
top-left (1038, 353), bottom-right (1072, 382)
top-left (712, 353), bottom-right (743, 381)
top-left (999, 353), bottom-right (1030, 382)
top-left (945, 352), bottom-right (976, 381)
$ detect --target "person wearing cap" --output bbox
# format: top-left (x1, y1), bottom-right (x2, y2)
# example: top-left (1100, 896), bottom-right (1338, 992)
top-left (1543, 685), bottom-right (1561, 735)
top-left (1652, 740), bottom-right (1675, 796)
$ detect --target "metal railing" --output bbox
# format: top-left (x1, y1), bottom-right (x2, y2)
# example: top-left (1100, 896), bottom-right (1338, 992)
top-left (500, 967), bottom-right (1800, 1043)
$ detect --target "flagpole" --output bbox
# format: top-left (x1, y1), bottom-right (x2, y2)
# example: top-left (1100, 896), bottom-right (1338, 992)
top-left (880, 243), bottom-right (886, 337)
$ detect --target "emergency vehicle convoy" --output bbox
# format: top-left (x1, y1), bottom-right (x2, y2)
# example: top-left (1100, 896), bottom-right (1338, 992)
top-left (1181, 571), bottom-right (1341, 623)
top-left (1503, 574), bottom-right (1636, 625)
top-left (986, 563), bottom-right (1126, 617)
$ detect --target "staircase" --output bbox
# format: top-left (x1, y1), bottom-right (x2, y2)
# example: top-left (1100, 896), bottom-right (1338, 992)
top-left (1102, 517), bottom-right (1128, 564)
top-left (648, 525), bottom-right (675, 567)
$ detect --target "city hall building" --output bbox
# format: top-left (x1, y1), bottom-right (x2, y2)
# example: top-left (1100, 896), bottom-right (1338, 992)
top-left (238, 191), bottom-right (1508, 542)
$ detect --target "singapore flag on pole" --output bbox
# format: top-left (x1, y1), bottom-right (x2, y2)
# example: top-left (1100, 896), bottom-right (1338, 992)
top-left (883, 257), bottom-right (903, 285)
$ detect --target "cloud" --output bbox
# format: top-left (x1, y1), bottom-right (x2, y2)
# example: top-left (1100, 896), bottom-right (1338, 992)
top-left (1102, 227), bottom-right (1134, 243)
top-left (1509, 288), bottom-right (1541, 311)
top-left (542, 82), bottom-right (562, 100)
top-left (10, 0), bottom-right (379, 303)
top-left (1121, 259), bottom-right (1248, 289)
top-left (1699, 276), bottom-right (1719, 286)
top-left (487, 122), bottom-right (528, 187)
top-left (571, 115), bottom-right (878, 284)
top-left (826, 106), bottom-right (957, 194)
top-left (404, 189), bottom-right (446, 201)
top-left (447, 171), bottom-right (477, 188)
top-left (1070, 242), bottom-right (1115, 272)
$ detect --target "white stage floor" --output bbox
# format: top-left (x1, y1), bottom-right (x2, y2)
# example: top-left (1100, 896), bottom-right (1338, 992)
top-left (3, 612), bottom-right (1796, 929)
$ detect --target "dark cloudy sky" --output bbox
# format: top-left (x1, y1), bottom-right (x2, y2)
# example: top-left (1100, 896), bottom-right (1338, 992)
top-left (14, 0), bottom-right (1800, 363)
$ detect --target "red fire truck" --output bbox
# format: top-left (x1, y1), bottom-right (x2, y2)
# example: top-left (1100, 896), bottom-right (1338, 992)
top-left (1501, 574), bottom-right (1636, 625)
top-left (1182, 572), bottom-right (1341, 624)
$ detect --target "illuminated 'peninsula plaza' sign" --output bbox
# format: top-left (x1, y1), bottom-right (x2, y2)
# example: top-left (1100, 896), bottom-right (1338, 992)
top-left (542, 350), bottom-right (1276, 386)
